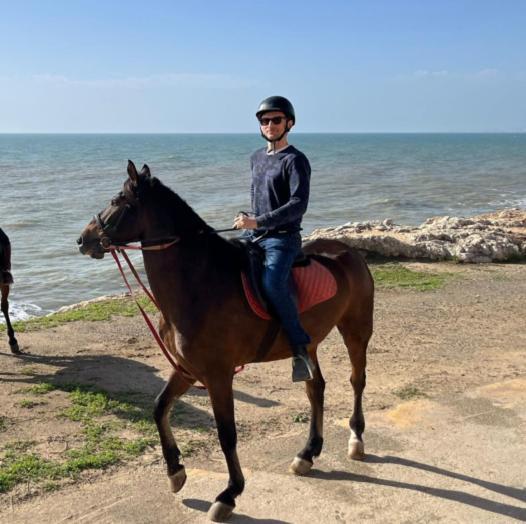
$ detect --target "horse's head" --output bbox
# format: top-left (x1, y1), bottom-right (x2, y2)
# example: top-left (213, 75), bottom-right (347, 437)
top-left (77, 160), bottom-right (151, 259)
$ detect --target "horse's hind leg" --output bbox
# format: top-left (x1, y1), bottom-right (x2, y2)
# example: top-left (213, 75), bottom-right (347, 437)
top-left (337, 321), bottom-right (369, 460)
top-left (1, 285), bottom-right (20, 354)
top-left (154, 369), bottom-right (195, 493)
top-left (290, 349), bottom-right (325, 475)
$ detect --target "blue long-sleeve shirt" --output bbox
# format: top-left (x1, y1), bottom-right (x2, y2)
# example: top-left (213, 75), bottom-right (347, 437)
top-left (250, 145), bottom-right (311, 235)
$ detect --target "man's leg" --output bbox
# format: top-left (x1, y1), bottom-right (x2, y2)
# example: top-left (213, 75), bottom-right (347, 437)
top-left (260, 235), bottom-right (314, 382)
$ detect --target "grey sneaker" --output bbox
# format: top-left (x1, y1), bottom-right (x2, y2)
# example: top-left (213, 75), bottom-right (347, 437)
top-left (292, 354), bottom-right (315, 382)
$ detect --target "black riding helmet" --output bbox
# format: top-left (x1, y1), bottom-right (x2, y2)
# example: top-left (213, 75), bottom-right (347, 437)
top-left (256, 96), bottom-right (296, 124)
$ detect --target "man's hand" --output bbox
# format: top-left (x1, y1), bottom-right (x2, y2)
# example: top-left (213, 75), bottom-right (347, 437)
top-left (233, 214), bottom-right (258, 230)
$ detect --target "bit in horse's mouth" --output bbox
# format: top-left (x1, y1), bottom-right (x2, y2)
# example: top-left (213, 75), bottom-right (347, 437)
top-left (78, 241), bottom-right (105, 259)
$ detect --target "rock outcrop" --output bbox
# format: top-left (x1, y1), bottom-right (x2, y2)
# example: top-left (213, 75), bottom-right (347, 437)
top-left (304, 208), bottom-right (526, 263)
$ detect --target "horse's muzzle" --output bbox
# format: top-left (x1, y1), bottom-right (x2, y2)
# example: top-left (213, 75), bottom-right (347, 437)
top-left (77, 234), bottom-right (105, 259)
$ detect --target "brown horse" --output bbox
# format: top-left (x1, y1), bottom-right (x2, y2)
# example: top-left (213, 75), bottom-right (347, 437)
top-left (0, 228), bottom-right (20, 354)
top-left (78, 161), bottom-right (374, 522)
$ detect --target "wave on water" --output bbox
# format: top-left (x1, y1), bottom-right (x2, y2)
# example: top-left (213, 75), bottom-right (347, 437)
top-left (0, 301), bottom-right (49, 323)
top-left (487, 196), bottom-right (526, 210)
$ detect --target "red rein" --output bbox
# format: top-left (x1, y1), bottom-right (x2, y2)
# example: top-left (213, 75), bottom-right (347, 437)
top-left (110, 249), bottom-right (180, 370)
top-left (109, 244), bottom-right (244, 387)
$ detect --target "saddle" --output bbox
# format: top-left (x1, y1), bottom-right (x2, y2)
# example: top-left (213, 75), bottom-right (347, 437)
top-left (240, 240), bottom-right (337, 320)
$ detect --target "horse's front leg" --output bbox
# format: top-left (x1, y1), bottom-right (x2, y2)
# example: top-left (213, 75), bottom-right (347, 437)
top-left (207, 376), bottom-right (245, 522)
top-left (290, 350), bottom-right (325, 475)
top-left (1, 285), bottom-right (20, 354)
top-left (154, 369), bottom-right (195, 493)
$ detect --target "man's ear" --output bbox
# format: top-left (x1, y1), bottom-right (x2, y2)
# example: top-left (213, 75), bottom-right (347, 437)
top-left (287, 120), bottom-right (294, 131)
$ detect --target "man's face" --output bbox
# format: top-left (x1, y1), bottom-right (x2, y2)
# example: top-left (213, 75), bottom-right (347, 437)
top-left (259, 111), bottom-right (291, 141)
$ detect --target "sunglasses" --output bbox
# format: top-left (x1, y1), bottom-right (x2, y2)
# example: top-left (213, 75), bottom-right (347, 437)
top-left (259, 116), bottom-right (287, 126)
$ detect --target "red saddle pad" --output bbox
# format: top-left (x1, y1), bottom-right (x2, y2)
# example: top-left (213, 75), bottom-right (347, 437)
top-left (241, 259), bottom-right (337, 320)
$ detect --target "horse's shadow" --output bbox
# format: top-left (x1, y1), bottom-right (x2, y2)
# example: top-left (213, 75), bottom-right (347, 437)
top-left (310, 454), bottom-right (526, 521)
top-left (190, 385), bottom-right (280, 408)
top-left (1, 350), bottom-right (214, 429)
top-left (1, 349), bottom-right (280, 429)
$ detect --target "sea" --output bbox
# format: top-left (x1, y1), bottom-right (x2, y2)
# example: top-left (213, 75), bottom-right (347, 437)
top-left (1, 133), bottom-right (525, 321)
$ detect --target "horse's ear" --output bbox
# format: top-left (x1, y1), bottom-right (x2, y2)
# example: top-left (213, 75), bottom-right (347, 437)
top-left (140, 164), bottom-right (151, 178)
top-left (127, 160), bottom-right (139, 185)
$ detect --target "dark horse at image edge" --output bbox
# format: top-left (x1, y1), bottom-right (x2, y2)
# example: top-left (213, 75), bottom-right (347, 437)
top-left (78, 161), bottom-right (374, 522)
top-left (0, 228), bottom-right (20, 354)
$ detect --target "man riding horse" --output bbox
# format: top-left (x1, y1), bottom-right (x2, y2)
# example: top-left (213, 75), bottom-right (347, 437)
top-left (233, 96), bottom-right (315, 382)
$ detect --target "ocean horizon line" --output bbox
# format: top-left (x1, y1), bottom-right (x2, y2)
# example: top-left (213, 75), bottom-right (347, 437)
top-left (1, 131), bottom-right (525, 136)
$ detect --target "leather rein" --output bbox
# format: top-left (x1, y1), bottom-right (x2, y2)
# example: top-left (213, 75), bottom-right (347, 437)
top-left (93, 211), bottom-right (242, 385)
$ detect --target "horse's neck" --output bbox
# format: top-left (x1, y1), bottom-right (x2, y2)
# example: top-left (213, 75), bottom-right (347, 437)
top-left (142, 240), bottom-right (229, 333)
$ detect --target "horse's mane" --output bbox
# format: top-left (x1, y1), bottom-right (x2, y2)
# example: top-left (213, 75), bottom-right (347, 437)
top-left (146, 177), bottom-right (246, 270)
top-left (146, 177), bottom-right (210, 232)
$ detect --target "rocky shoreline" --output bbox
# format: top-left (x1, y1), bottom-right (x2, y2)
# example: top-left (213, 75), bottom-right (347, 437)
top-left (305, 208), bottom-right (526, 263)
top-left (12, 208), bottom-right (525, 323)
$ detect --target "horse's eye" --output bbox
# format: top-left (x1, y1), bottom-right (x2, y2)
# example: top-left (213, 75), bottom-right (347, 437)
top-left (111, 192), bottom-right (125, 206)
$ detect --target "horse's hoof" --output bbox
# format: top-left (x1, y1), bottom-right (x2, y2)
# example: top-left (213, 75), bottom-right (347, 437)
top-left (289, 456), bottom-right (313, 475)
top-left (207, 501), bottom-right (234, 522)
top-left (9, 340), bottom-right (21, 355)
top-left (348, 438), bottom-right (365, 460)
top-left (168, 467), bottom-right (187, 493)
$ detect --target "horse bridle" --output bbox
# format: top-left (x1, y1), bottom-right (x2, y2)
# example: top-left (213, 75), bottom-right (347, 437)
top-left (93, 188), bottom-right (238, 252)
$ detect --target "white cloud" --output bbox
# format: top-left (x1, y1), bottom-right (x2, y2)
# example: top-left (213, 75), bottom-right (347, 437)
top-left (413, 69), bottom-right (449, 78)
top-left (31, 73), bottom-right (255, 89)
top-left (473, 68), bottom-right (499, 78)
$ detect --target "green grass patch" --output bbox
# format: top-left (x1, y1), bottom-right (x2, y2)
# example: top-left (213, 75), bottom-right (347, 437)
top-left (61, 388), bottom-right (121, 421)
top-left (0, 381), bottom-right (209, 495)
top-left (0, 416), bottom-right (7, 433)
top-left (19, 366), bottom-right (38, 375)
top-left (0, 446), bottom-right (124, 493)
top-left (0, 386), bottom-right (159, 494)
top-left (17, 382), bottom-right (56, 395)
top-left (292, 412), bottom-right (310, 423)
top-left (0, 295), bottom-right (156, 333)
top-left (63, 446), bottom-right (121, 472)
top-left (371, 264), bottom-right (450, 291)
top-left (0, 453), bottom-right (61, 493)
top-left (395, 385), bottom-right (428, 400)
top-left (59, 386), bottom-right (155, 434)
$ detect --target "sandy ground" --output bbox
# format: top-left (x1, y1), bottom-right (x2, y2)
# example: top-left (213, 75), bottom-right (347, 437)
top-left (0, 262), bottom-right (525, 523)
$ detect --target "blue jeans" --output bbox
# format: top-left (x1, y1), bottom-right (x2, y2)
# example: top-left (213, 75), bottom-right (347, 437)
top-left (257, 233), bottom-right (311, 347)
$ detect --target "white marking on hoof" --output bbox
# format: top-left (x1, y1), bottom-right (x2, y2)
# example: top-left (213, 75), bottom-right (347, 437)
top-left (348, 432), bottom-right (365, 460)
top-left (208, 501), bottom-right (234, 522)
top-left (289, 456), bottom-right (313, 475)
top-left (168, 467), bottom-right (187, 493)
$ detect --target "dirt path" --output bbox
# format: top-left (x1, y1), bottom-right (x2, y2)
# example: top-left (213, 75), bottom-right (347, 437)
top-left (1, 262), bottom-right (525, 523)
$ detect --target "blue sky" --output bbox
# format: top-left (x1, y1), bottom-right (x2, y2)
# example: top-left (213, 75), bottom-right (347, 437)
top-left (1, 0), bottom-right (525, 133)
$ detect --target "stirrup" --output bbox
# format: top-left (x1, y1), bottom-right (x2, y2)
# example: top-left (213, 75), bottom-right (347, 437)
top-left (292, 355), bottom-right (314, 382)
